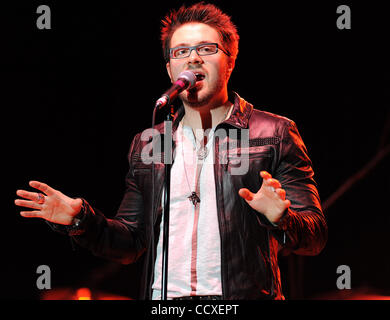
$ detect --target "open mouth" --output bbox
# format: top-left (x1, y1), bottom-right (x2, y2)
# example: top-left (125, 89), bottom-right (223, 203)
top-left (194, 72), bottom-right (206, 81)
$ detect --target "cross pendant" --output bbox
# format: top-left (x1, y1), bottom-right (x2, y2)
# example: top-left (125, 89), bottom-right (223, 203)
top-left (188, 192), bottom-right (201, 207)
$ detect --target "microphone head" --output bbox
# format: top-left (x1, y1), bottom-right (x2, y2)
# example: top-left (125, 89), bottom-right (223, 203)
top-left (178, 70), bottom-right (197, 88)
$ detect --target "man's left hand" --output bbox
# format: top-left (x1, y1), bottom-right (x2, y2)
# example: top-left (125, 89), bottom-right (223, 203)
top-left (238, 171), bottom-right (291, 224)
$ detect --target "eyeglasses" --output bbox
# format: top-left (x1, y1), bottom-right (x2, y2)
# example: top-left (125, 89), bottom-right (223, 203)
top-left (169, 42), bottom-right (230, 59)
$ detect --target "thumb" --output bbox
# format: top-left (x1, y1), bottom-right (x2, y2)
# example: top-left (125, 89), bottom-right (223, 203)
top-left (238, 188), bottom-right (254, 202)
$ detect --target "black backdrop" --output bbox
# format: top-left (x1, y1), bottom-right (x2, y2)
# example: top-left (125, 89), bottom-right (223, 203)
top-left (2, 0), bottom-right (389, 299)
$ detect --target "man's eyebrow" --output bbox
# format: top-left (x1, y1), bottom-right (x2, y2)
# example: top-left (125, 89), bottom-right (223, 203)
top-left (171, 40), bottom-right (215, 48)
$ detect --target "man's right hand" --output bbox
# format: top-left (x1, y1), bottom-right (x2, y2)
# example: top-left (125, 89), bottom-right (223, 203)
top-left (15, 181), bottom-right (83, 225)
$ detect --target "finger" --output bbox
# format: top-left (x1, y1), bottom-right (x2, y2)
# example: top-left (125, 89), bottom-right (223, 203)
top-left (265, 178), bottom-right (282, 189)
top-left (259, 171), bottom-right (282, 189)
top-left (284, 199), bottom-right (291, 209)
top-left (16, 189), bottom-right (41, 202)
top-left (275, 188), bottom-right (286, 200)
top-left (20, 210), bottom-right (43, 218)
top-left (238, 188), bottom-right (254, 201)
top-left (14, 199), bottom-right (42, 210)
top-left (260, 171), bottom-right (272, 180)
top-left (29, 181), bottom-right (55, 196)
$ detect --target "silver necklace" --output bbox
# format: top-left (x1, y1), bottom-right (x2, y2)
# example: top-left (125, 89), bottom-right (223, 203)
top-left (191, 105), bottom-right (232, 161)
top-left (181, 105), bottom-right (232, 206)
top-left (181, 128), bottom-right (206, 207)
top-left (195, 128), bottom-right (212, 161)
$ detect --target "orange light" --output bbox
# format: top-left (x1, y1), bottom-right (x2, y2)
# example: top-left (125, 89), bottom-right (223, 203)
top-left (76, 287), bottom-right (92, 300)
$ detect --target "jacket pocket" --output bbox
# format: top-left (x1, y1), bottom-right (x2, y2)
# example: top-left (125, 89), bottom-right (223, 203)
top-left (132, 162), bottom-right (152, 175)
top-left (226, 151), bottom-right (271, 175)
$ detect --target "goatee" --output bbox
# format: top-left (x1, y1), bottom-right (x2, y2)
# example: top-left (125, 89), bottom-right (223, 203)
top-left (183, 82), bottom-right (224, 108)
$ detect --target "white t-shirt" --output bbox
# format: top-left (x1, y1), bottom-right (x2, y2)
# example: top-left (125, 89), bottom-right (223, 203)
top-left (152, 121), bottom-right (222, 299)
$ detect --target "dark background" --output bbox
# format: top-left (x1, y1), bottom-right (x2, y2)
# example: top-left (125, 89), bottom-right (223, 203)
top-left (2, 0), bottom-right (389, 300)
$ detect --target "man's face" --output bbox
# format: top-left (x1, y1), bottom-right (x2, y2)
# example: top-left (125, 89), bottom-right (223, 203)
top-left (166, 23), bottom-right (234, 107)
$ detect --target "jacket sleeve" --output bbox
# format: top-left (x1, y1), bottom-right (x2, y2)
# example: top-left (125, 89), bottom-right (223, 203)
top-left (71, 133), bottom-right (147, 264)
top-left (272, 120), bottom-right (328, 256)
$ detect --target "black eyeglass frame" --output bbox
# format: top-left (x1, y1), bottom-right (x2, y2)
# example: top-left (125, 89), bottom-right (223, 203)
top-left (169, 42), bottom-right (231, 59)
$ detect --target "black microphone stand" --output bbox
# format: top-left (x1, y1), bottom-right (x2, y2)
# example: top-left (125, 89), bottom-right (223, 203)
top-left (153, 70), bottom-right (195, 299)
top-left (159, 105), bottom-right (174, 300)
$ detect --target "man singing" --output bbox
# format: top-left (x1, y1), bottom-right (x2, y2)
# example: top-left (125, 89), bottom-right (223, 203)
top-left (15, 2), bottom-right (327, 300)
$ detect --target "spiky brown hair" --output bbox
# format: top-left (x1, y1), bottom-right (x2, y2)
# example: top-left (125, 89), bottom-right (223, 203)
top-left (160, 2), bottom-right (239, 62)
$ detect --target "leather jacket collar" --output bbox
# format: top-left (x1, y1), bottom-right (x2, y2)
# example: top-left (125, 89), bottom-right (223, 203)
top-left (170, 91), bottom-right (253, 133)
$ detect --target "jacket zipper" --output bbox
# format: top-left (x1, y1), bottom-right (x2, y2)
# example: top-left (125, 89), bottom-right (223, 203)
top-left (213, 135), bottom-right (227, 299)
top-left (148, 181), bottom-right (164, 299)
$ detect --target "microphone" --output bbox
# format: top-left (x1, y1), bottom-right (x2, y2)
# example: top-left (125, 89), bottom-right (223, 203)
top-left (155, 70), bottom-right (197, 109)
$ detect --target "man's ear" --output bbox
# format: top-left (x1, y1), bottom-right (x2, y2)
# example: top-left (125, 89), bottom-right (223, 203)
top-left (230, 58), bottom-right (235, 72)
top-left (166, 61), bottom-right (173, 83)
top-left (226, 58), bottom-right (236, 80)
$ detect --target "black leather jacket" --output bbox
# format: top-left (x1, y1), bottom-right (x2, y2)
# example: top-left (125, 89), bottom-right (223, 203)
top-left (70, 92), bottom-right (327, 300)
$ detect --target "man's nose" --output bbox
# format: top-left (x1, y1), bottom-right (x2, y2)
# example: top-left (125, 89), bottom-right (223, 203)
top-left (187, 48), bottom-right (203, 65)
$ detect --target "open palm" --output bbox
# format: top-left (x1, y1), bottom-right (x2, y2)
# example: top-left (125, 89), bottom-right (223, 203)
top-left (238, 171), bottom-right (290, 224)
top-left (15, 181), bottom-right (82, 225)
